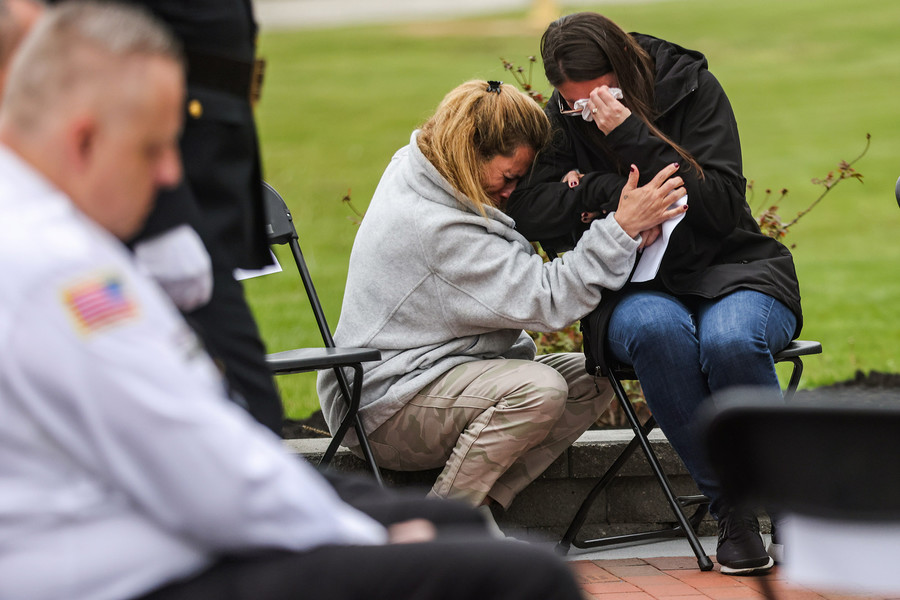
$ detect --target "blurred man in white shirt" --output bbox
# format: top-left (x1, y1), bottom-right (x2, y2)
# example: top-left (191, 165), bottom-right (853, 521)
top-left (0, 3), bottom-right (581, 599)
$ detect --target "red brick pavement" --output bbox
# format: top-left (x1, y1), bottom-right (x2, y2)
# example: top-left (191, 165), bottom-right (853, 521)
top-left (570, 558), bottom-right (894, 600)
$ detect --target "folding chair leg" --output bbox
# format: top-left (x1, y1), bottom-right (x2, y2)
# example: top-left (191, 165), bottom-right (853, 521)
top-left (782, 357), bottom-right (804, 401)
top-left (557, 373), bottom-right (713, 571)
top-left (556, 423), bottom-right (649, 554)
top-left (319, 364), bottom-right (361, 467)
top-left (354, 414), bottom-right (384, 486)
top-left (320, 364), bottom-right (383, 486)
top-left (612, 378), bottom-right (713, 571)
top-left (557, 344), bottom-right (815, 570)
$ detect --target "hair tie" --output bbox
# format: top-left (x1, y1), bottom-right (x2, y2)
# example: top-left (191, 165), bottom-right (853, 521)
top-left (486, 80), bottom-right (503, 94)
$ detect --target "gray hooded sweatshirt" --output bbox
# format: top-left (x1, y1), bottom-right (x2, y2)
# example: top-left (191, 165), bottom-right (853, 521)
top-left (317, 131), bottom-right (640, 442)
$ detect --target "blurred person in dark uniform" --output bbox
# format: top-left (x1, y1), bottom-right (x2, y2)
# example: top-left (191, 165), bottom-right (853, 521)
top-left (48, 0), bottom-right (284, 432)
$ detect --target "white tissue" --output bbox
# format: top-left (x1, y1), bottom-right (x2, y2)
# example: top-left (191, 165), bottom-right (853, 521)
top-left (573, 88), bottom-right (624, 122)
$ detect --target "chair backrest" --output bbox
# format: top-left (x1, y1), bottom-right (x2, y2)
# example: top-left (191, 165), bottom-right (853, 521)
top-left (261, 181), bottom-right (336, 348)
top-left (704, 387), bottom-right (900, 521)
top-left (263, 180), bottom-right (297, 246)
top-left (895, 175), bottom-right (900, 208)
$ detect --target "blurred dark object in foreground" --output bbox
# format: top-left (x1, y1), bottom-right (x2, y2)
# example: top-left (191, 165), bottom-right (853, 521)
top-left (704, 386), bottom-right (900, 597)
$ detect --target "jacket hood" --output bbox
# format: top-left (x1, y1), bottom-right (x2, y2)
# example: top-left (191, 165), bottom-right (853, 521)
top-left (633, 33), bottom-right (707, 117)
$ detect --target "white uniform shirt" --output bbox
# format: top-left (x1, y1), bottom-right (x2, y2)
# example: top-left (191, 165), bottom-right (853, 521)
top-left (0, 146), bottom-right (387, 600)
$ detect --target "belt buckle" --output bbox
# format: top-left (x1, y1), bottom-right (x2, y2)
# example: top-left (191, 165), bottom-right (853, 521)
top-left (251, 57), bottom-right (266, 105)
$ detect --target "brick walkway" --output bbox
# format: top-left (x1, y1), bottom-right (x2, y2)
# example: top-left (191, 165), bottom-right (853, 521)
top-left (570, 557), bottom-right (889, 600)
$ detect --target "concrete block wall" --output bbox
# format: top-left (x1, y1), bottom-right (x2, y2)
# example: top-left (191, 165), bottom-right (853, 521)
top-left (285, 429), bottom-right (721, 544)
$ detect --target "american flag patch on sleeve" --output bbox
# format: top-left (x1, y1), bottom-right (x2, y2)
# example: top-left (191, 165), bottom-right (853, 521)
top-left (63, 274), bottom-right (138, 334)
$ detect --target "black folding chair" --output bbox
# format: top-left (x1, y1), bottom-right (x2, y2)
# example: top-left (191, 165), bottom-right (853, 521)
top-left (704, 389), bottom-right (900, 598)
top-left (556, 339), bottom-right (822, 571)
top-left (262, 182), bottom-right (383, 485)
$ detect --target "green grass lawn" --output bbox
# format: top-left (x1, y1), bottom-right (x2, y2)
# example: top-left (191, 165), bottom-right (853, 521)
top-left (247, 0), bottom-right (900, 420)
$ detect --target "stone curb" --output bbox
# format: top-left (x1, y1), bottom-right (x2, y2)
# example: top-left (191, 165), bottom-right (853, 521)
top-left (284, 429), bottom-right (718, 542)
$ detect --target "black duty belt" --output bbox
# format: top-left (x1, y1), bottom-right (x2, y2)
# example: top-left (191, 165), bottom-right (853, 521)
top-left (185, 49), bottom-right (264, 103)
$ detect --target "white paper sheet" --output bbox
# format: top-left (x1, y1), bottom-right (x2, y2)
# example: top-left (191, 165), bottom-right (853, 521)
top-left (630, 195), bottom-right (687, 283)
top-left (233, 250), bottom-right (282, 280)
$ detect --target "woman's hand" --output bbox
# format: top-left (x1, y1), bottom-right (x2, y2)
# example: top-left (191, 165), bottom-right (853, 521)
top-left (588, 86), bottom-right (631, 135)
top-left (387, 519), bottom-right (437, 544)
top-left (638, 225), bottom-right (662, 250)
top-left (613, 163), bottom-right (688, 239)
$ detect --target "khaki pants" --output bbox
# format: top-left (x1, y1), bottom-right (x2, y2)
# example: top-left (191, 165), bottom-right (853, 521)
top-left (366, 353), bottom-right (613, 509)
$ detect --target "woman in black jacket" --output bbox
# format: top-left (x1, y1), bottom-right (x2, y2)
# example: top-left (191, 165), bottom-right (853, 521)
top-left (507, 12), bottom-right (802, 575)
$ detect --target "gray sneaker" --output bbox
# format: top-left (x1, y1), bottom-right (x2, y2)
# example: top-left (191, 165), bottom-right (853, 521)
top-left (716, 506), bottom-right (775, 575)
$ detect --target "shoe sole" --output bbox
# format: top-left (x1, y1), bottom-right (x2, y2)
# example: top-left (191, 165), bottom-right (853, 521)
top-left (720, 556), bottom-right (775, 576)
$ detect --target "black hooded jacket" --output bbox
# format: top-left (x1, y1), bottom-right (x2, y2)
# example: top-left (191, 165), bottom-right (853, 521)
top-left (506, 34), bottom-right (802, 373)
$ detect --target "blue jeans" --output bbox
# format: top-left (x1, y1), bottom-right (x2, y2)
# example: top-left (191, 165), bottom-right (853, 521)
top-left (607, 289), bottom-right (797, 516)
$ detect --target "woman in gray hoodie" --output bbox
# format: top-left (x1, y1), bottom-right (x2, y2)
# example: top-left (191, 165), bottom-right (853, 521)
top-left (318, 80), bottom-right (686, 513)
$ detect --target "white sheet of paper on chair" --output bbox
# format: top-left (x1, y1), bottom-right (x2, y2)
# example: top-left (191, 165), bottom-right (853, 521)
top-left (233, 250), bottom-right (282, 280)
top-left (630, 195), bottom-right (687, 283)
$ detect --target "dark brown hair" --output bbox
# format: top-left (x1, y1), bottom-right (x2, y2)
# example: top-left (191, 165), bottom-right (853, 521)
top-left (541, 12), bottom-right (703, 178)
